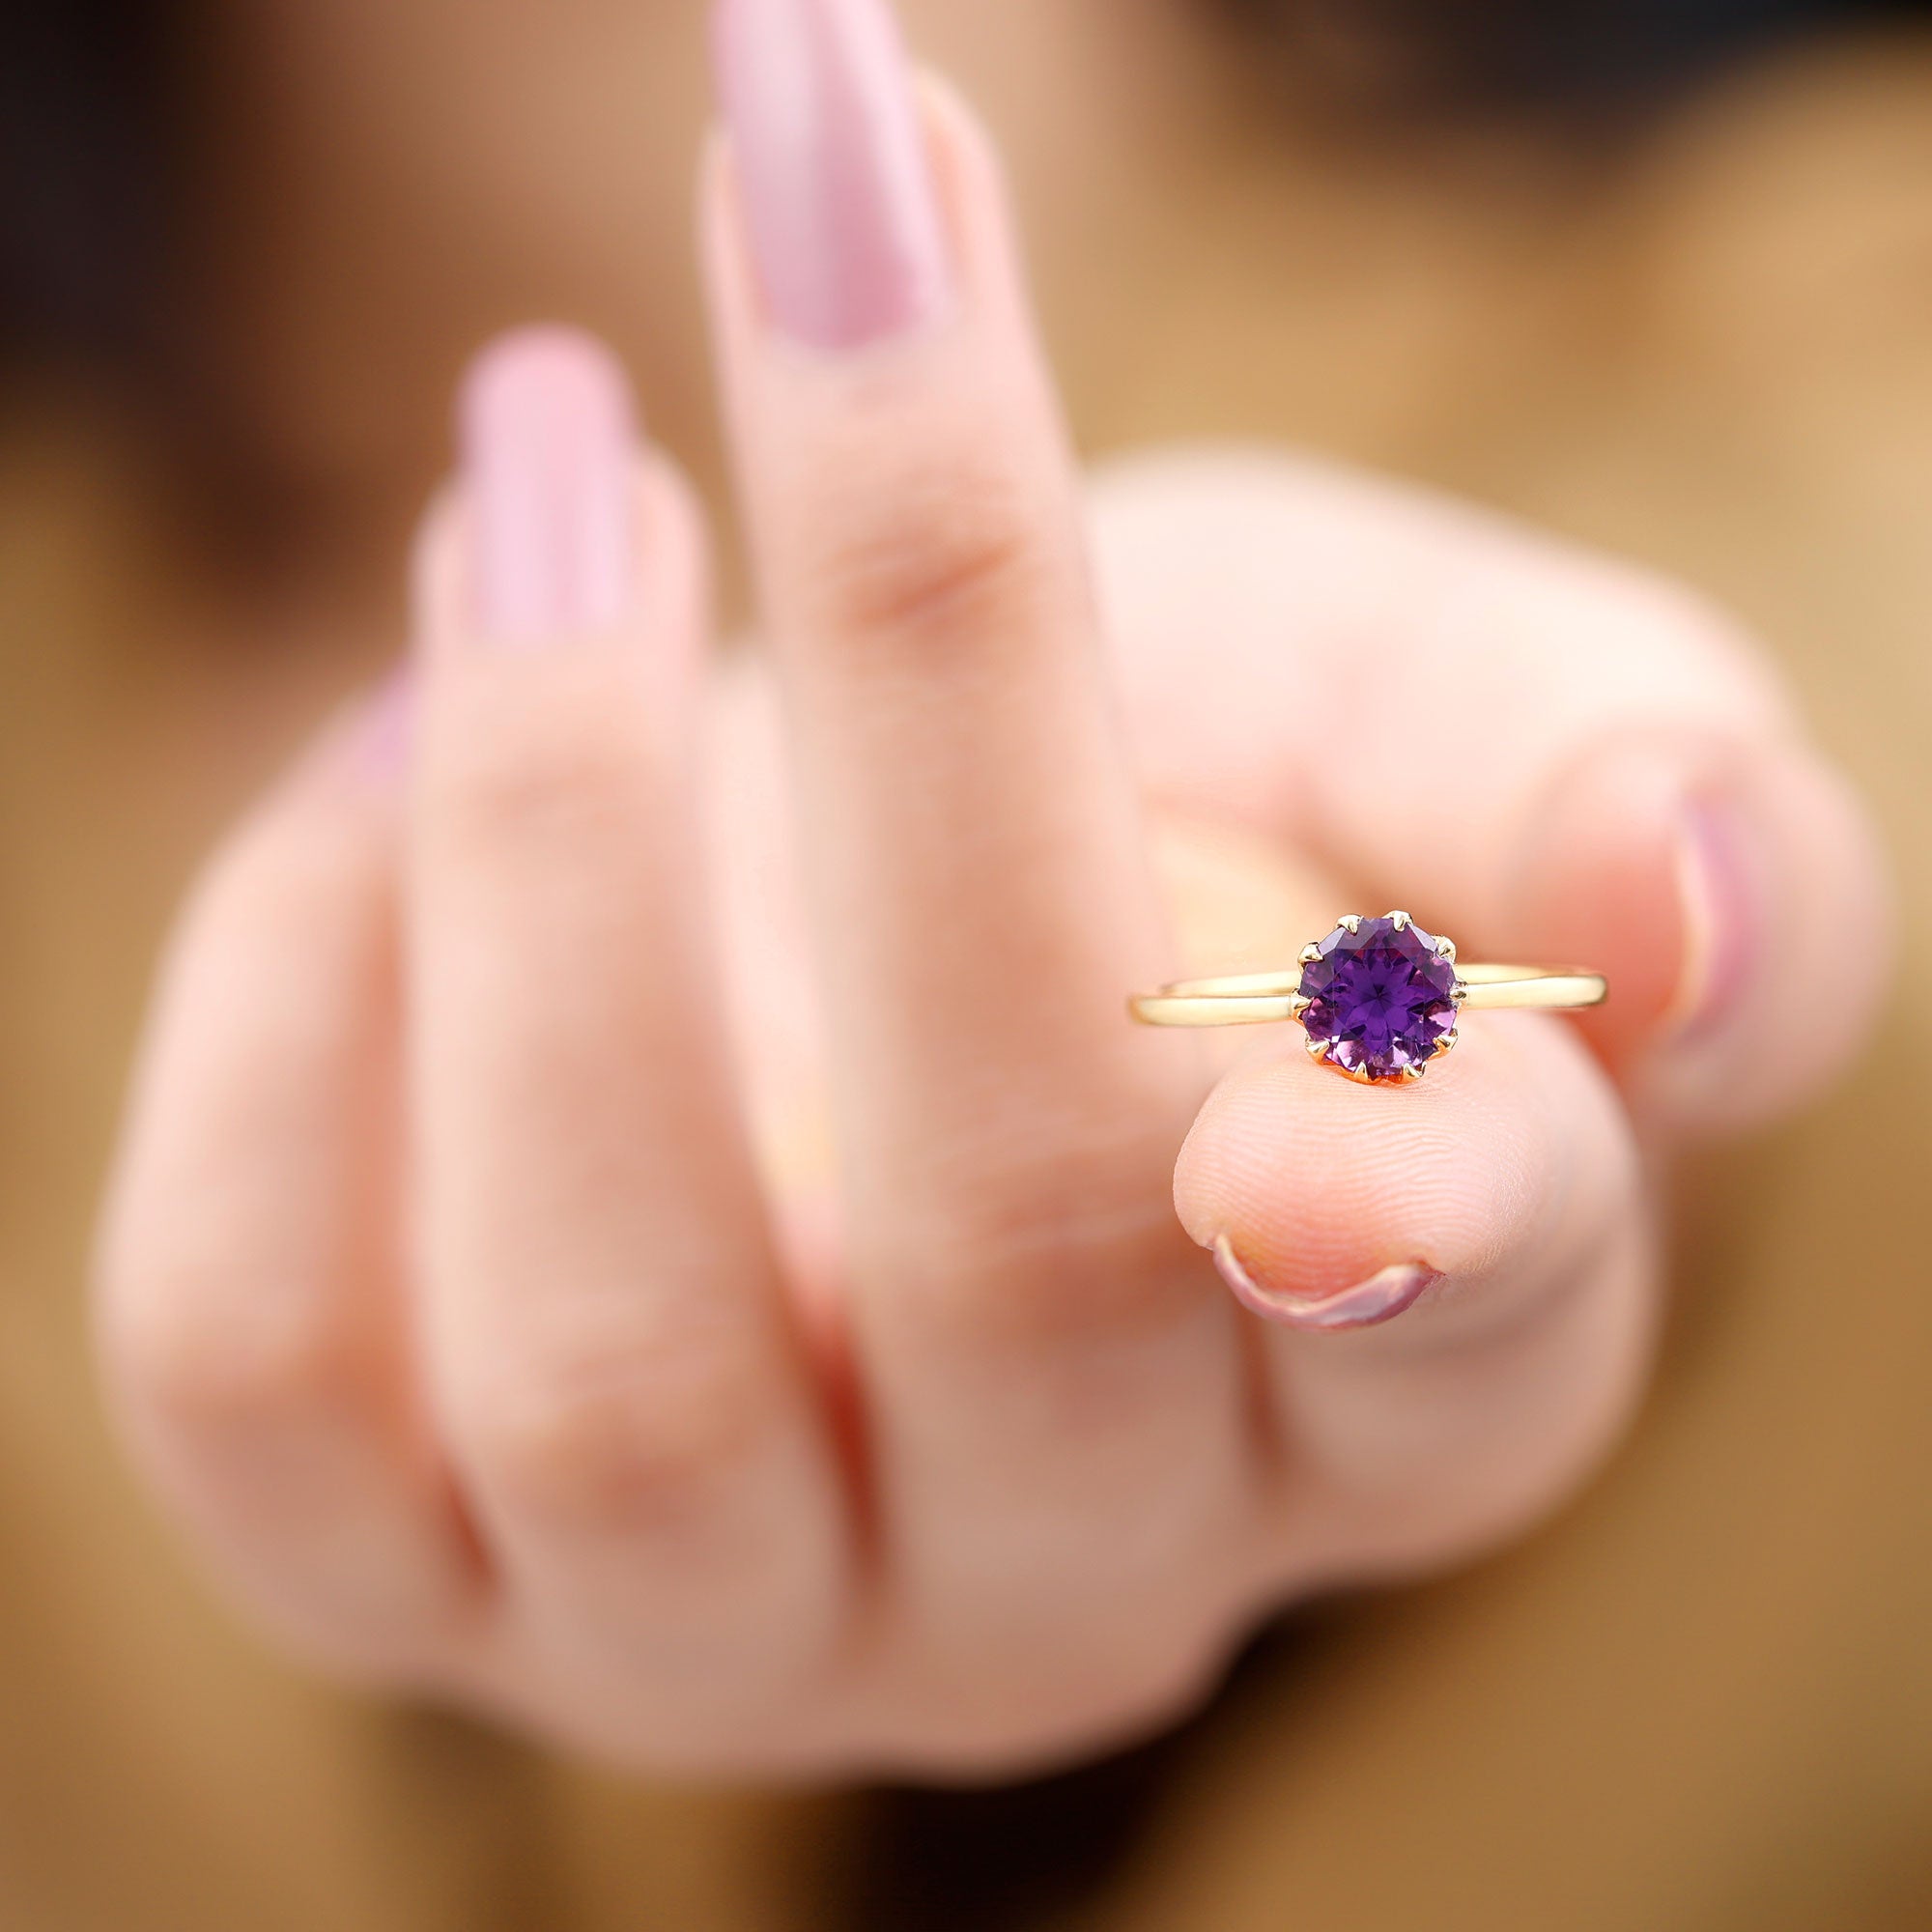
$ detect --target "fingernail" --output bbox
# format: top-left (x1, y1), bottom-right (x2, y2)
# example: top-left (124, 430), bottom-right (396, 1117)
top-left (712, 0), bottom-right (952, 350)
top-left (1212, 1236), bottom-right (1441, 1333)
top-left (458, 326), bottom-right (638, 644)
top-left (1665, 797), bottom-right (1764, 1041)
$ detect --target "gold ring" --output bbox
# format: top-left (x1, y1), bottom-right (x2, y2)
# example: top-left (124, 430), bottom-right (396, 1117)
top-left (1129, 912), bottom-right (1607, 1086)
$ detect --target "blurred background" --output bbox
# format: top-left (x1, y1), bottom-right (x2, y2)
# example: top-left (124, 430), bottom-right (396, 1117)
top-left (2, 1), bottom-right (1929, 1926)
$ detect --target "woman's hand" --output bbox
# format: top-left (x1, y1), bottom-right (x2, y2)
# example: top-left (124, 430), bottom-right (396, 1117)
top-left (94, 0), bottom-right (1889, 1779)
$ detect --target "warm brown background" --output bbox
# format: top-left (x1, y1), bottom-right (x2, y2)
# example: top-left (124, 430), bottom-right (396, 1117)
top-left (2, 22), bottom-right (1929, 1932)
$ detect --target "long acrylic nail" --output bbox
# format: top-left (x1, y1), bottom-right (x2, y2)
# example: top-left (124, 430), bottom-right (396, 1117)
top-left (1213, 1236), bottom-right (1441, 1333)
top-left (458, 326), bottom-right (638, 644)
top-left (712, 0), bottom-right (952, 350)
top-left (1665, 797), bottom-right (1763, 1041)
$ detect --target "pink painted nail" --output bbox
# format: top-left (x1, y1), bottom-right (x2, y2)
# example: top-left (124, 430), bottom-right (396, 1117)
top-left (1667, 797), bottom-right (1764, 1041)
top-left (458, 326), bottom-right (638, 644)
top-left (1212, 1236), bottom-right (1441, 1333)
top-left (712, 0), bottom-right (952, 350)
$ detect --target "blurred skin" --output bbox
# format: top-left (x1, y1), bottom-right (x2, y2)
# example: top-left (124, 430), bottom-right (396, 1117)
top-left (91, 0), bottom-right (1889, 1778)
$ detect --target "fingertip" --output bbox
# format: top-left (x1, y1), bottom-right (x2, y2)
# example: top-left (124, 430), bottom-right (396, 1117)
top-left (700, 48), bottom-right (1040, 372)
top-left (1505, 727), bottom-right (1893, 1133)
top-left (710, 0), bottom-right (951, 353)
top-left (411, 331), bottom-right (708, 690)
top-left (1212, 1236), bottom-right (1443, 1334)
top-left (1500, 728), bottom-right (1704, 1065)
top-left (457, 326), bottom-right (640, 465)
top-left (1178, 1021), bottom-right (1553, 1297)
top-left (1176, 1014), bottom-right (1633, 1329)
top-left (1640, 738), bottom-right (1893, 1131)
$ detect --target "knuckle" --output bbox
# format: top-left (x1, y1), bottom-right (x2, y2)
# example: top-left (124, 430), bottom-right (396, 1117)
top-left (800, 445), bottom-right (1061, 656)
top-left (451, 1330), bottom-right (777, 1533)
top-left (103, 1262), bottom-right (360, 1452)
top-left (430, 698), bottom-right (654, 871)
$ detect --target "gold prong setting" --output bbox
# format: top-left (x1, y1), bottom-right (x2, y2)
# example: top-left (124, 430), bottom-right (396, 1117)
top-left (1293, 910), bottom-right (1463, 1087)
top-left (1130, 937), bottom-right (1602, 1043)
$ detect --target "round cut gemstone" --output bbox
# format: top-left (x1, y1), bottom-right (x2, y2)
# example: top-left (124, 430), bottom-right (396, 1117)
top-left (1298, 916), bottom-right (1459, 1082)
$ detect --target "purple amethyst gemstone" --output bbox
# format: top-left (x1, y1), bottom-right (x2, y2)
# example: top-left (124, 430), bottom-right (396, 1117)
top-left (1298, 916), bottom-right (1459, 1082)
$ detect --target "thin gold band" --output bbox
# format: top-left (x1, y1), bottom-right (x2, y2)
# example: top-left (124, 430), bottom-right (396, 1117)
top-left (1130, 962), bottom-right (1609, 1030)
